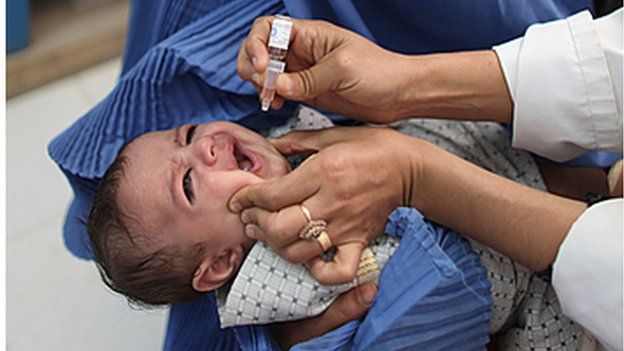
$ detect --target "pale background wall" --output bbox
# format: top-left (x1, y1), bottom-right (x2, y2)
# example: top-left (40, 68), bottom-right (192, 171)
top-left (6, 58), bottom-right (168, 351)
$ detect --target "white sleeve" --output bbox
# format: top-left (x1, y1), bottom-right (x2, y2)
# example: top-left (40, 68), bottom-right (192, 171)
top-left (552, 199), bottom-right (623, 351)
top-left (493, 9), bottom-right (623, 162)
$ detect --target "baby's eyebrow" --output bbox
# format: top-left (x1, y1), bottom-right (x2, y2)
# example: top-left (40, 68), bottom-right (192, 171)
top-left (174, 126), bottom-right (183, 146)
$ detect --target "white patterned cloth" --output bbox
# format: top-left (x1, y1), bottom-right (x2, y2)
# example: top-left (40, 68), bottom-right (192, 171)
top-left (217, 236), bottom-right (399, 327)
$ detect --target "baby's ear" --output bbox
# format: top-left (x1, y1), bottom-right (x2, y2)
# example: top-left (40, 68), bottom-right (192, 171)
top-left (192, 249), bottom-right (242, 292)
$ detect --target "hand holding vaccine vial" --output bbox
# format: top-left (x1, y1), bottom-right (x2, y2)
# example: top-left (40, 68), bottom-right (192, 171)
top-left (260, 15), bottom-right (292, 112)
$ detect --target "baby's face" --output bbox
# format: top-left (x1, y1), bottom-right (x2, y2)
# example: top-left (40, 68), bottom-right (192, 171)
top-left (117, 121), bottom-right (290, 255)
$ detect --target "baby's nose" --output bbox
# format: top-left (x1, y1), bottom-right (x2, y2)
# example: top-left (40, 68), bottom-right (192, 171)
top-left (191, 136), bottom-right (217, 166)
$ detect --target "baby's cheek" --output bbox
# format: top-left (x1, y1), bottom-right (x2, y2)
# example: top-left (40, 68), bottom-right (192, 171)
top-left (205, 171), bottom-right (263, 200)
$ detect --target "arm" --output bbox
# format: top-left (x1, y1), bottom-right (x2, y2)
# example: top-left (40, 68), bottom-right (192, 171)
top-left (406, 139), bottom-right (588, 271)
top-left (394, 50), bottom-right (513, 124)
top-left (237, 17), bottom-right (513, 123)
top-left (239, 11), bottom-right (622, 153)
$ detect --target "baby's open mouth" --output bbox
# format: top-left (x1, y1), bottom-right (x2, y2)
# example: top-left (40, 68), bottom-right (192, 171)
top-left (233, 143), bottom-right (254, 172)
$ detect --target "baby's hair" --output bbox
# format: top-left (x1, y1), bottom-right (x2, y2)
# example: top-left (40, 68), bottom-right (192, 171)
top-left (87, 152), bottom-right (206, 306)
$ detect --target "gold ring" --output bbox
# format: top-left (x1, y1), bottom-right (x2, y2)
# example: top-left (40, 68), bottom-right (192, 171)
top-left (299, 204), bottom-right (312, 223)
top-left (316, 231), bottom-right (332, 252)
top-left (298, 220), bottom-right (327, 240)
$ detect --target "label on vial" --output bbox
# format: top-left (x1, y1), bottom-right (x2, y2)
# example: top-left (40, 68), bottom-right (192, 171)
top-left (268, 17), bottom-right (292, 50)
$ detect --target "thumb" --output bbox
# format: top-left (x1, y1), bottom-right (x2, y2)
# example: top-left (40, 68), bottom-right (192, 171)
top-left (276, 57), bottom-right (340, 101)
top-left (269, 130), bottom-right (327, 156)
top-left (269, 127), bottom-right (359, 156)
top-left (228, 160), bottom-right (320, 213)
top-left (306, 242), bottom-right (363, 285)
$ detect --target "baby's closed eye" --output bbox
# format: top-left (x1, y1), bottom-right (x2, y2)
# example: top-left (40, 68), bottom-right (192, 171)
top-left (183, 169), bottom-right (195, 203)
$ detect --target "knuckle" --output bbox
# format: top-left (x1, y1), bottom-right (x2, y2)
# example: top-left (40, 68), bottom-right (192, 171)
top-left (311, 19), bottom-right (330, 29)
top-left (334, 51), bottom-right (353, 71)
top-left (321, 155), bottom-right (348, 183)
top-left (252, 17), bottom-right (265, 27)
top-left (295, 70), bottom-right (316, 99)
top-left (239, 186), bottom-right (256, 204)
top-left (320, 154), bottom-right (341, 173)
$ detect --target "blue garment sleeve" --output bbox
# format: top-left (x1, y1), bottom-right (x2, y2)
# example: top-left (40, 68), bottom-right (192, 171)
top-left (506, 124), bottom-right (622, 168)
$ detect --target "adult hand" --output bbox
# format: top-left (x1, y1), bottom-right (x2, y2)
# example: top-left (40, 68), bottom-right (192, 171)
top-left (269, 282), bottom-right (377, 350)
top-left (229, 126), bottom-right (422, 284)
top-left (237, 16), bottom-right (413, 122)
top-left (238, 17), bottom-right (513, 123)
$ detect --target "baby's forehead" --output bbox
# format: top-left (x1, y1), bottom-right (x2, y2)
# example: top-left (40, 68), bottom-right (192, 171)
top-left (122, 130), bottom-right (168, 155)
top-left (116, 134), bottom-right (175, 230)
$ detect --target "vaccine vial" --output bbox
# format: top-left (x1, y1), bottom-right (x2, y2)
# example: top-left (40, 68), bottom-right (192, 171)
top-left (260, 15), bottom-right (292, 112)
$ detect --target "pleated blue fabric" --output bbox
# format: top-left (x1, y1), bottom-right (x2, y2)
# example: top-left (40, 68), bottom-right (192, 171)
top-left (49, 0), bottom-right (290, 181)
top-left (167, 208), bottom-right (492, 351)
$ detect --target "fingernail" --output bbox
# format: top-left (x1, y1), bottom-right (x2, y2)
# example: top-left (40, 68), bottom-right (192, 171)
top-left (230, 201), bottom-right (242, 213)
top-left (240, 210), bottom-right (249, 224)
top-left (357, 283), bottom-right (377, 305)
top-left (252, 57), bottom-right (258, 70)
top-left (245, 225), bottom-right (257, 239)
top-left (252, 73), bottom-right (260, 86)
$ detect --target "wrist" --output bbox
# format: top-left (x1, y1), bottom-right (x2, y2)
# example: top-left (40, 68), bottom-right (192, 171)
top-left (399, 136), bottom-right (438, 212)
top-left (393, 54), bottom-right (426, 121)
top-left (405, 141), bottom-right (588, 271)
top-left (395, 51), bottom-right (513, 123)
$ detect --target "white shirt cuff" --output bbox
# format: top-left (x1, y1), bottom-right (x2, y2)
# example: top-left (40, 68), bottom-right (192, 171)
top-left (493, 10), bottom-right (622, 162)
top-left (553, 199), bottom-right (623, 351)
top-left (493, 36), bottom-right (523, 103)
